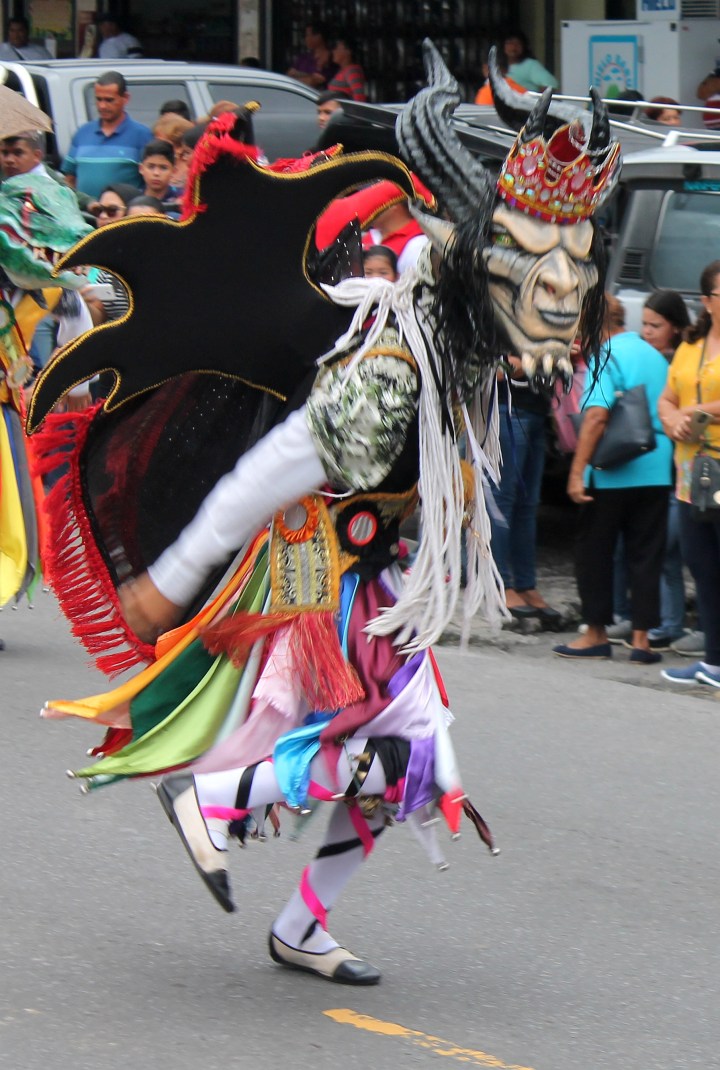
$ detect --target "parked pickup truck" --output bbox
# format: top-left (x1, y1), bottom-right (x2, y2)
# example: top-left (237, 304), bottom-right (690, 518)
top-left (606, 141), bottom-right (720, 329)
top-left (0, 59), bottom-right (320, 166)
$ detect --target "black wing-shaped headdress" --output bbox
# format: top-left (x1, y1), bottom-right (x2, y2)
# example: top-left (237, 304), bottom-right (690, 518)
top-left (28, 113), bottom-right (415, 672)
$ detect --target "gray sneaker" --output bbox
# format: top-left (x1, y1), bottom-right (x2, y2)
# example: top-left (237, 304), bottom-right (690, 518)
top-left (670, 630), bottom-right (705, 657)
top-left (606, 620), bottom-right (632, 644)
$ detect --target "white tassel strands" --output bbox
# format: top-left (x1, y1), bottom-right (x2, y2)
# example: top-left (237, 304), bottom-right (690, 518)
top-left (321, 250), bottom-right (507, 653)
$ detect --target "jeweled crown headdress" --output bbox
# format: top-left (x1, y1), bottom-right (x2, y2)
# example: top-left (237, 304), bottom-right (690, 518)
top-left (488, 49), bottom-right (620, 225)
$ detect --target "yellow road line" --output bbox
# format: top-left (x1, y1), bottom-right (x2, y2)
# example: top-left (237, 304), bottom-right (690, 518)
top-left (324, 1010), bottom-right (536, 1068)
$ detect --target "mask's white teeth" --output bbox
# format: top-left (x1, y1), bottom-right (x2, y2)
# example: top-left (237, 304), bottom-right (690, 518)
top-left (521, 352), bottom-right (536, 379)
top-left (557, 355), bottom-right (573, 379)
top-left (542, 352), bottom-right (554, 377)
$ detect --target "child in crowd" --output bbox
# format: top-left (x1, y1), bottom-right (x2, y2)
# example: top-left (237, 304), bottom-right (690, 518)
top-left (152, 114), bottom-right (194, 192)
top-left (362, 244), bottom-right (398, 281)
top-left (126, 195), bottom-right (166, 218)
top-left (138, 139), bottom-right (181, 218)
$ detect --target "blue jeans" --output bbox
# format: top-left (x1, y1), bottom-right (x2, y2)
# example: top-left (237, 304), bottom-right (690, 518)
top-left (490, 405), bottom-right (546, 591)
top-left (28, 314), bottom-right (57, 373)
top-left (650, 494), bottom-right (685, 638)
top-left (678, 500), bottom-right (720, 664)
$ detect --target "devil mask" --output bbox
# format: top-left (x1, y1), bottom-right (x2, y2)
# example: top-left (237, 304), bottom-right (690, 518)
top-left (396, 42), bottom-right (620, 390)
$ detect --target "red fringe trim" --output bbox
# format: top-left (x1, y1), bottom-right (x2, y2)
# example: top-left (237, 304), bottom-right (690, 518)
top-left (289, 611), bottom-right (364, 712)
top-left (268, 146), bottom-right (343, 175)
top-left (202, 608), bottom-right (365, 712)
top-left (202, 609), bottom-right (297, 666)
top-left (29, 406), bottom-right (156, 676)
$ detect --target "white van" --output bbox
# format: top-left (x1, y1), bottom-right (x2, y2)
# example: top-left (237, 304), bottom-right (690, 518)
top-left (0, 59), bottom-right (319, 166)
top-left (606, 142), bottom-right (720, 328)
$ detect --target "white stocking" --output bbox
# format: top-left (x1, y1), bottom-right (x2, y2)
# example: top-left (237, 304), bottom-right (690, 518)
top-left (273, 803), bottom-right (387, 953)
top-left (194, 739), bottom-right (391, 947)
top-left (195, 736), bottom-right (388, 814)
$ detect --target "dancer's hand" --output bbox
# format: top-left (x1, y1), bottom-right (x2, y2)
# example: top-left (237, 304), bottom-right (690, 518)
top-left (119, 572), bottom-right (183, 644)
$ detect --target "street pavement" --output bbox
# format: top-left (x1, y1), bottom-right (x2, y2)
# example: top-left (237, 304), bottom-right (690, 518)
top-left (2, 560), bottom-right (720, 1070)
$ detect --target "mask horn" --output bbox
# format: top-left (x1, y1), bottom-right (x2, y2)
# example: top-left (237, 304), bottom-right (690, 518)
top-left (522, 88), bottom-right (552, 142)
top-left (588, 88), bottom-right (611, 153)
top-left (396, 39), bottom-right (495, 223)
top-left (487, 46), bottom-right (589, 136)
top-left (408, 201), bottom-right (456, 254)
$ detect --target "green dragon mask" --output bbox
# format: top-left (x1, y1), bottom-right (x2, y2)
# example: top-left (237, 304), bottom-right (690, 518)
top-left (0, 174), bottom-right (92, 291)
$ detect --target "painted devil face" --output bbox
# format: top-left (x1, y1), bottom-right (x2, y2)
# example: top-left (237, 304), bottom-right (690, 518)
top-left (483, 204), bottom-right (597, 381)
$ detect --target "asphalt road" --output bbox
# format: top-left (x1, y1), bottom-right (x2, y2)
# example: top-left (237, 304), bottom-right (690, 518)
top-left (2, 591), bottom-right (720, 1070)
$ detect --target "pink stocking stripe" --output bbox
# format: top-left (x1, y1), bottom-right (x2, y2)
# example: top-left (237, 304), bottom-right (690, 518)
top-left (347, 801), bottom-right (376, 857)
top-left (201, 805), bottom-right (250, 821)
top-left (300, 865), bottom-right (328, 929)
top-left (308, 780), bottom-right (336, 801)
top-left (384, 776), bottom-right (405, 803)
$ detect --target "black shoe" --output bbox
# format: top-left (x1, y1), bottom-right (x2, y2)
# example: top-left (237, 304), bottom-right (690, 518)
top-left (646, 636), bottom-right (674, 652)
top-left (508, 605), bottom-right (539, 620)
top-left (157, 774), bottom-right (235, 913)
top-left (629, 647), bottom-right (663, 665)
top-left (553, 642), bottom-right (612, 659)
top-left (536, 605), bottom-right (563, 631)
top-left (0, 638), bottom-right (5, 651)
top-left (268, 932), bottom-right (381, 985)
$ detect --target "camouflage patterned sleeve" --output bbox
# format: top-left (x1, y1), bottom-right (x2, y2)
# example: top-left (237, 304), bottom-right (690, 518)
top-left (306, 351), bottom-right (419, 491)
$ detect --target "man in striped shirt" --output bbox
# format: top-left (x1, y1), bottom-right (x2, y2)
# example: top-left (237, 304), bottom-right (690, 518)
top-left (328, 38), bottom-right (367, 102)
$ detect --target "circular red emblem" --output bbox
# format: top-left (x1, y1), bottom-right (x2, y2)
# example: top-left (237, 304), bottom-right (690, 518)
top-left (347, 511), bottom-right (378, 547)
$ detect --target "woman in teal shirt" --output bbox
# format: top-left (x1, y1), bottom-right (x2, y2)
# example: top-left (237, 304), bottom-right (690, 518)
top-left (503, 31), bottom-right (558, 93)
top-left (553, 294), bottom-right (672, 663)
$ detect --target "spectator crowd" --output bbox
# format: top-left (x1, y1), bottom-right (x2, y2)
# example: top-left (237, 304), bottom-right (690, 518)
top-left (2, 35), bottom-right (720, 692)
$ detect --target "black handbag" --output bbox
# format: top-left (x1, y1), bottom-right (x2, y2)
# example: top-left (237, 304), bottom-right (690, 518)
top-left (570, 358), bottom-right (656, 470)
top-left (690, 449), bottom-right (720, 517)
top-left (689, 341), bottom-right (720, 518)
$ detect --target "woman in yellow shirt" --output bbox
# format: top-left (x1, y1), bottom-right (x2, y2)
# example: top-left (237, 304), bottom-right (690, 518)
top-left (658, 259), bottom-right (720, 686)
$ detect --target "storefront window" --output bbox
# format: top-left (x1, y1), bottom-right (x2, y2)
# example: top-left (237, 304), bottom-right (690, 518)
top-left (279, 0), bottom-right (518, 102)
top-left (129, 0), bottom-right (235, 63)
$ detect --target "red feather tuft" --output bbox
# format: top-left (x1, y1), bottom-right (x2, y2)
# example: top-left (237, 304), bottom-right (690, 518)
top-left (181, 111), bottom-right (261, 220)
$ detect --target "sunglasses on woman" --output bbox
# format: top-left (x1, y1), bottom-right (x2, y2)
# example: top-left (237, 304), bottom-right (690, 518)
top-left (92, 204), bottom-right (125, 218)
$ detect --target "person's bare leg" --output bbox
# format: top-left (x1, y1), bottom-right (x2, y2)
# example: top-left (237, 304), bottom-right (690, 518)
top-left (504, 586), bottom-right (526, 609)
top-left (520, 588), bottom-right (552, 609)
top-left (631, 628), bottom-right (649, 650)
